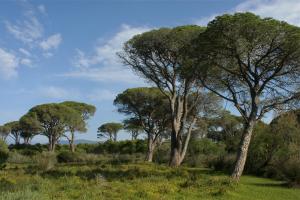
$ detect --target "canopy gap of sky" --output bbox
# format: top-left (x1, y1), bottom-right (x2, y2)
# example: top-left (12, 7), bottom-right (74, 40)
top-left (0, 0), bottom-right (299, 143)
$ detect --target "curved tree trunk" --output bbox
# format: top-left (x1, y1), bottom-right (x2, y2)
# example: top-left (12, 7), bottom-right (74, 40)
top-left (169, 117), bottom-right (196, 167)
top-left (231, 120), bottom-right (256, 181)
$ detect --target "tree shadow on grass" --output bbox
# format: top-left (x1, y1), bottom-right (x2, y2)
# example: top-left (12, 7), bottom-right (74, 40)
top-left (247, 182), bottom-right (289, 188)
top-left (35, 164), bottom-right (216, 182)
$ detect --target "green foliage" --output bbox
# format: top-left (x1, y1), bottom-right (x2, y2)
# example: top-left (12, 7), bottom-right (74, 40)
top-left (22, 103), bottom-right (84, 151)
top-left (120, 25), bottom-right (205, 80)
top-left (246, 110), bottom-right (300, 183)
top-left (207, 111), bottom-right (243, 153)
top-left (97, 122), bottom-right (123, 141)
top-left (186, 138), bottom-right (226, 167)
top-left (33, 152), bottom-right (57, 172)
top-left (56, 151), bottom-right (100, 164)
top-left (4, 121), bottom-right (22, 144)
top-left (0, 140), bottom-right (9, 168)
top-left (123, 118), bottom-right (144, 140)
top-left (60, 101), bottom-right (96, 120)
top-left (92, 140), bottom-right (147, 154)
top-left (208, 154), bottom-right (236, 173)
top-left (59, 101), bottom-right (96, 151)
top-left (7, 151), bottom-right (32, 164)
top-left (0, 125), bottom-right (10, 141)
top-left (0, 163), bottom-right (299, 200)
top-left (57, 151), bottom-right (80, 163)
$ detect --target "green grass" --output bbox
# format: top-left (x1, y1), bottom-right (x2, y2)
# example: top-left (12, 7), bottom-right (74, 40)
top-left (0, 162), bottom-right (299, 200)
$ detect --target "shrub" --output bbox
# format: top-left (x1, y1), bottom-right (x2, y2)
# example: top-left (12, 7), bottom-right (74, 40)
top-left (153, 142), bottom-right (169, 164)
top-left (7, 151), bottom-right (32, 164)
top-left (57, 151), bottom-right (81, 163)
top-left (0, 140), bottom-right (9, 169)
top-left (57, 151), bottom-right (103, 164)
top-left (270, 155), bottom-right (300, 187)
top-left (33, 152), bottom-right (57, 172)
top-left (90, 140), bottom-right (147, 154)
top-left (186, 139), bottom-right (226, 167)
top-left (208, 154), bottom-right (236, 173)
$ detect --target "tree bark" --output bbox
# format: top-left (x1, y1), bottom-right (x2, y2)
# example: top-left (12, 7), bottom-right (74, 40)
top-left (48, 135), bottom-right (52, 151)
top-left (69, 132), bottom-right (75, 152)
top-left (23, 137), bottom-right (30, 145)
top-left (14, 134), bottom-right (20, 145)
top-left (145, 134), bottom-right (156, 162)
top-left (179, 117), bottom-right (197, 164)
top-left (113, 132), bottom-right (117, 142)
top-left (48, 135), bottom-right (57, 152)
top-left (145, 145), bottom-right (155, 162)
top-left (231, 120), bottom-right (256, 181)
top-left (169, 129), bottom-right (182, 167)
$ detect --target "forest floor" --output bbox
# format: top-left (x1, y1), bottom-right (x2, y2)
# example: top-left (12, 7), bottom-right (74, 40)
top-left (0, 162), bottom-right (299, 200)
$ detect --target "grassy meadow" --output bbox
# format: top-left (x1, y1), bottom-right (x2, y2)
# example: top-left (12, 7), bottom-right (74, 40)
top-left (1, 161), bottom-right (300, 200)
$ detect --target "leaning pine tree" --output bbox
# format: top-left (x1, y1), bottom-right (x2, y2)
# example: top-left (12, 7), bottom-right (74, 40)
top-left (192, 12), bottom-right (300, 181)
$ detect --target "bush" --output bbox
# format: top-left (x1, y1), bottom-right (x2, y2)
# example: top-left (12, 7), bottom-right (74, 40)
top-left (91, 140), bottom-right (147, 154)
top-left (0, 140), bottom-right (9, 169)
top-left (186, 139), bottom-right (226, 167)
top-left (33, 152), bottom-right (57, 172)
top-left (7, 151), bottom-right (32, 164)
top-left (153, 142), bottom-right (169, 164)
top-left (9, 143), bottom-right (46, 154)
top-left (268, 155), bottom-right (300, 187)
top-left (208, 154), bottom-right (236, 173)
top-left (57, 151), bottom-right (102, 164)
top-left (57, 151), bottom-right (81, 163)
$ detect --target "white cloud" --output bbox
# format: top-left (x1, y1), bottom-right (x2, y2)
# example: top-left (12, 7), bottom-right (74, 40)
top-left (20, 58), bottom-right (32, 66)
top-left (43, 52), bottom-right (54, 58)
top-left (5, 14), bottom-right (43, 44)
top-left (236, 0), bottom-right (300, 26)
top-left (20, 58), bottom-right (31, 65)
top-left (64, 67), bottom-right (144, 84)
top-left (39, 86), bottom-right (75, 99)
top-left (0, 48), bottom-right (19, 79)
top-left (37, 5), bottom-right (46, 15)
top-left (39, 34), bottom-right (62, 51)
top-left (1, 3), bottom-right (62, 79)
top-left (64, 24), bottom-right (150, 84)
top-left (195, 14), bottom-right (218, 26)
top-left (19, 48), bottom-right (31, 57)
top-left (196, 0), bottom-right (300, 26)
top-left (87, 89), bottom-right (117, 102)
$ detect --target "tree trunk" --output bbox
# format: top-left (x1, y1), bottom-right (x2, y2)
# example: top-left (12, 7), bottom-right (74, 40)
top-left (132, 132), bottom-right (138, 140)
top-left (51, 143), bottom-right (56, 152)
top-left (48, 136), bottom-right (52, 151)
top-left (145, 145), bottom-right (154, 162)
top-left (179, 117), bottom-right (197, 164)
top-left (169, 129), bottom-right (182, 167)
top-left (24, 137), bottom-right (30, 145)
top-left (15, 134), bottom-right (20, 145)
top-left (145, 137), bottom-right (155, 162)
top-left (113, 132), bottom-right (117, 142)
top-left (69, 132), bottom-right (75, 152)
top-left (231, 120), bottom-right (256, 181)
top-left (48, 135), bottom-right (57, 152)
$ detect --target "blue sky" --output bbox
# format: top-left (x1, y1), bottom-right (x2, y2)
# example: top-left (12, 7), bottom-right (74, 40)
top-left (0, 0), bottom-right (299, 143)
